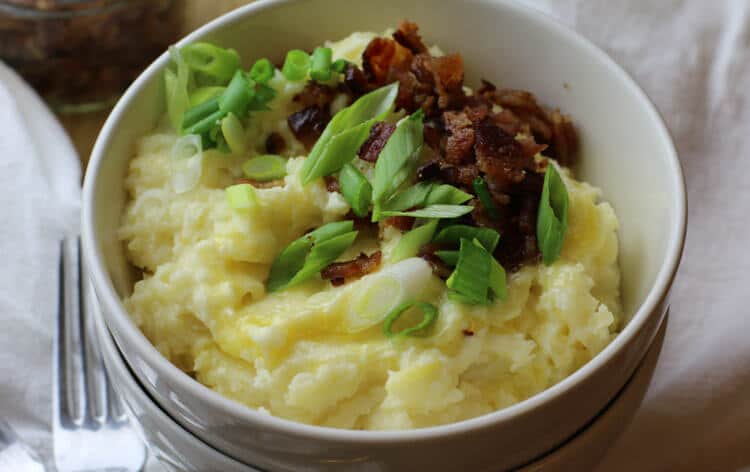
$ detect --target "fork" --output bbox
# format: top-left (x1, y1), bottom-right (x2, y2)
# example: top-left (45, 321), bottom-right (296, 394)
top-left (53, 237), bottom-right (147, 471)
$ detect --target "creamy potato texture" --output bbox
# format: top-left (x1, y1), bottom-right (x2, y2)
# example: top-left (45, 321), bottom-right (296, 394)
top-left (119, 32), bottom-right (621, 430)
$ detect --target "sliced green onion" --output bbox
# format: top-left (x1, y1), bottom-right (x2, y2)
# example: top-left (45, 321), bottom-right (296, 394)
top-left (435, 250), bottom-right (459, 266)
top-left (383, 301), bottom-right (438, 338)
top-left (247, 83), bottom-right (276, 111)
top-left (371, 109), bottom-right (425, 220)
top-left (446, 238), bottom-right (491, 305)
top-left (382, 182), bottom-right (433, 212)
top-left (219, 70), bottom-right (253, 116)
top-left (249, 58), bottom-right (274, 84)
top-left (189, 86), bottom-right (225, 107)
top-left (380, 204), bottom-right (473, 219)
top-left (537, 164), bottom-right (569, 265)
top-left (339, 163), bottom-right (372, 217)
top-left (180, 42), bottom-right (241, 85)
top-left (426, 184), bottom-right (473, 206)
top-left (267, 220), bottom-right (355, 292)
top-left (284, 231), bottom-right (358, 289)
top-left (225, 183), bottom-right (257, 209)
top-left (170, 134), bottom-right (203, 193)
top-left (267, 238), bottom-right (314, 292)
top-left (433, 225), bottom-right (500, 252)
top-left (310, 47), bottom-right (333, 82)
top-left (242, 155), bottom-right (287, 181)
top-left (221, 113), bottom-right (246, 154)
top-left (184, 109), bottom-right (224, 136)
top-left (300, 82), bottom-right (399, 184)
top-left (165, 46), bottom-right (191, 132)
top-left (473, 176), bottom-right (501, 220)
top-left (331, 58), bottom-right (350, 73)
top-left (282, 49), bottom-right (311, 81)
top-left (488, 256), bottom-right (507, 301)
top-left (390, 219), bottom-right (438, 263)
top-left (182, 97), bottom-right (220, 130)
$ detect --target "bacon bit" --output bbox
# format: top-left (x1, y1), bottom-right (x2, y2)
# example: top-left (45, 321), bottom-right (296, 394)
top-left (393, 20), bottom-right (428, 54)
top-left (321, 251), bottom-right (382, 285)
top-left (265, 132), bottom-right (286, 154)
top-left (358, 121), bottom-right (396, 162)
top-left (324, 175), bottom-right (340, 193)
top-left (343, 63), bottom-right (371, 96)
top-left (293, 82), bottom-right (337, 108)
top-left (431, 54), bottom-right (464, 109)
top-left (236, 178), bottom-right (284, 189)
top-left (418, 242), bottom-right (453, 279)
top-left (462, 329), bottom-right (475, 337)
top-left (443, 110), bottom-right (475, 164)
top-left (382, 215), bottom-right (415, 231)
top-left (287, 106), bottom-right (330, 149)
top-left (416, 160), bottom-right (441, 181)
top-left (362, 37), bottom-right (413, 84)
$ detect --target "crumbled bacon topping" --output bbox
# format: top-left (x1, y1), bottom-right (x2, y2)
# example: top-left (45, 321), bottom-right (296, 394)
top-left (321, 251), bottom-right (382, 286)
top-left (358, 121), bottom-right (396, 162)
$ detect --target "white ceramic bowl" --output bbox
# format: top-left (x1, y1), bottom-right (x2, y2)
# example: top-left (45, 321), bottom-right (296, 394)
top-left (82, 0), bottom-right (687, 470)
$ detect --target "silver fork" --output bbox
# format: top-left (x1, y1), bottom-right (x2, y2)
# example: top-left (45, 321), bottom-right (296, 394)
top-left (54, 237), bottom-right (147, 471)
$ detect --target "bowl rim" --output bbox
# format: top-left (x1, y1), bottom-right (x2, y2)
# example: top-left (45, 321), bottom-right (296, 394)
top-left (82, 0), bottom-right (687, 444)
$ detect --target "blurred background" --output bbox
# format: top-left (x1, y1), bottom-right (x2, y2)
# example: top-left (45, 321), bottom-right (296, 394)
top-left (0, 0), bottom-right (250, 167)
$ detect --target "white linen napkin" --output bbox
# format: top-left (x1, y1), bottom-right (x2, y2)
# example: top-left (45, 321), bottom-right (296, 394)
top-left (1, 1), bottom-right (749, 470)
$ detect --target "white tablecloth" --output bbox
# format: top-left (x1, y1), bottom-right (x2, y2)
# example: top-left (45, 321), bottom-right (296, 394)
top-left (1, 1), bottom-right (748, 470)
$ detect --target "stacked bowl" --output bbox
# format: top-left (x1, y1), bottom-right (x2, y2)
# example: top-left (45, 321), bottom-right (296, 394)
top-left (82, 0), bottom-right (686, 470)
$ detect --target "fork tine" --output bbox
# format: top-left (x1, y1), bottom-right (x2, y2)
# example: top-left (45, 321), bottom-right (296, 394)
top-left (80, 238), bottom-right (108, 424)
top-left (58, 237), bottom-right (86, 425)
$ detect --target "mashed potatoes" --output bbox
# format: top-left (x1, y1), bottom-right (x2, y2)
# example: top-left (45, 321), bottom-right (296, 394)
top-left (119, 32), bottom-right (621, 430)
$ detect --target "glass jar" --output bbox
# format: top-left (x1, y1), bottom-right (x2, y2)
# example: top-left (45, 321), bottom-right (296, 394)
top-left (0, 0), bottom-right (182, 112)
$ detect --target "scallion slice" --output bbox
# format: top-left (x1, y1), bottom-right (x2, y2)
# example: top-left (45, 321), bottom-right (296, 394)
top-left (390, 219), bottom-right (438, 263)
top-left (331, 58), bottom-right (350, 73)
top-left (473, 176), bottom-right (501, 219)
top-left (284, 231), bottom-right (358, 288)
top-left (249, 58), bottom-right (274, 84)
top-left (189, 86), bottom-right (225, 107)
top-left (282, 49), bottom-right (311, 81)
top-left (170, 134), bottom-right (203, 193)
top-left (180, 42), bottom-right (241, 85)
top-left (433, 225), bottom-right (500, 252)
top-left (380, 204), bottom-right (473, 219)
top-left (310, 47), bottom-right (333, 82)
top-left (300, 82), bottom-right (399, 184)
top-left (225, 183), bottom-right (257, 209)
top-left (339, 163), bottom-right (372, 217)
top-left (371, 109), bottom-right (425, 220)
top-left (425, 184), bottom-right (473, 206)
top-left (435, 250), bottom-right (459, 266)
top-left (183, 109), bottom-right (224, 136)
top-left (165, 46), bottom-right (191, 132)
top-left (221, 113), bottom-right (246, 154)
top-left (242, 155), bottom-right (287, 181)
top-left (219, 70), bottom-right (253, 116)
top-left (537, 163), bottom-right (569, 265)
top-left (267, 220), bottom-right (356, 292)
top-left (381, 182), bottom-right (433, 213)
top-left (446, 238), bottom-right (491, 305)
top-left (383, 301), bottom-right (438, 338)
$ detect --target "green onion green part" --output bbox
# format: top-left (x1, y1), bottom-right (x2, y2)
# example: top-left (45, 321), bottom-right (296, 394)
top-left (383, 301), bottom-right (439, 338)
top-left (473, 176), bottom-right (501, 219)
top-left (371, 109), bottom-right (425, 220)
top-left (435, 250), bottom-right (459, 266)
top-left (180, 42), bottom-right (241, 85)
top-left (242, 155), bottom-right (287, 181)
top-left (189, 86), bottom-right (225, 107)
top-left (433, 225), bottom-right (500, 252)
top-left (331, 59), bottom-right (350, 73)
top-left (282, 49), bottom-right (311, 81)
top-left (221, 113), bottom-right (246, 154)
top-left (446, 238), bottom-right (492, 305)
top-left (310, 47), bottom-right (333, 82)
top-left (267, 220), bottom-right (356, 292)
top-left (339, 163), bottom-right (372, 217)
top-left (537, 163), bottom-right (569, 265)
top-left (300, 82), bottom-right (399, 184)
top-left (225, 183), bottom-right (257, 210)
top-left (247, 83), bottom-right (276, 111)
top-left (249, 58), bottom-right (274, 84)
top-left (380, 204), bottom-right (473, 219)
top-left (219, 70), bottom-right (253, 116)
top-left (284, 231), bottom-right (358, 288)
top-left (390, 219), bottom-right (438, 263)
top-left (183, 109), bottom-right (224, 136)
top-left (182, 97), bottom-right (220, 130)
top-left (165, 46), bottom-right (191, 132)
top-left (381, 182), bottom-right (434, 213)
top-left (425, 184), bottom-right (473, 206)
